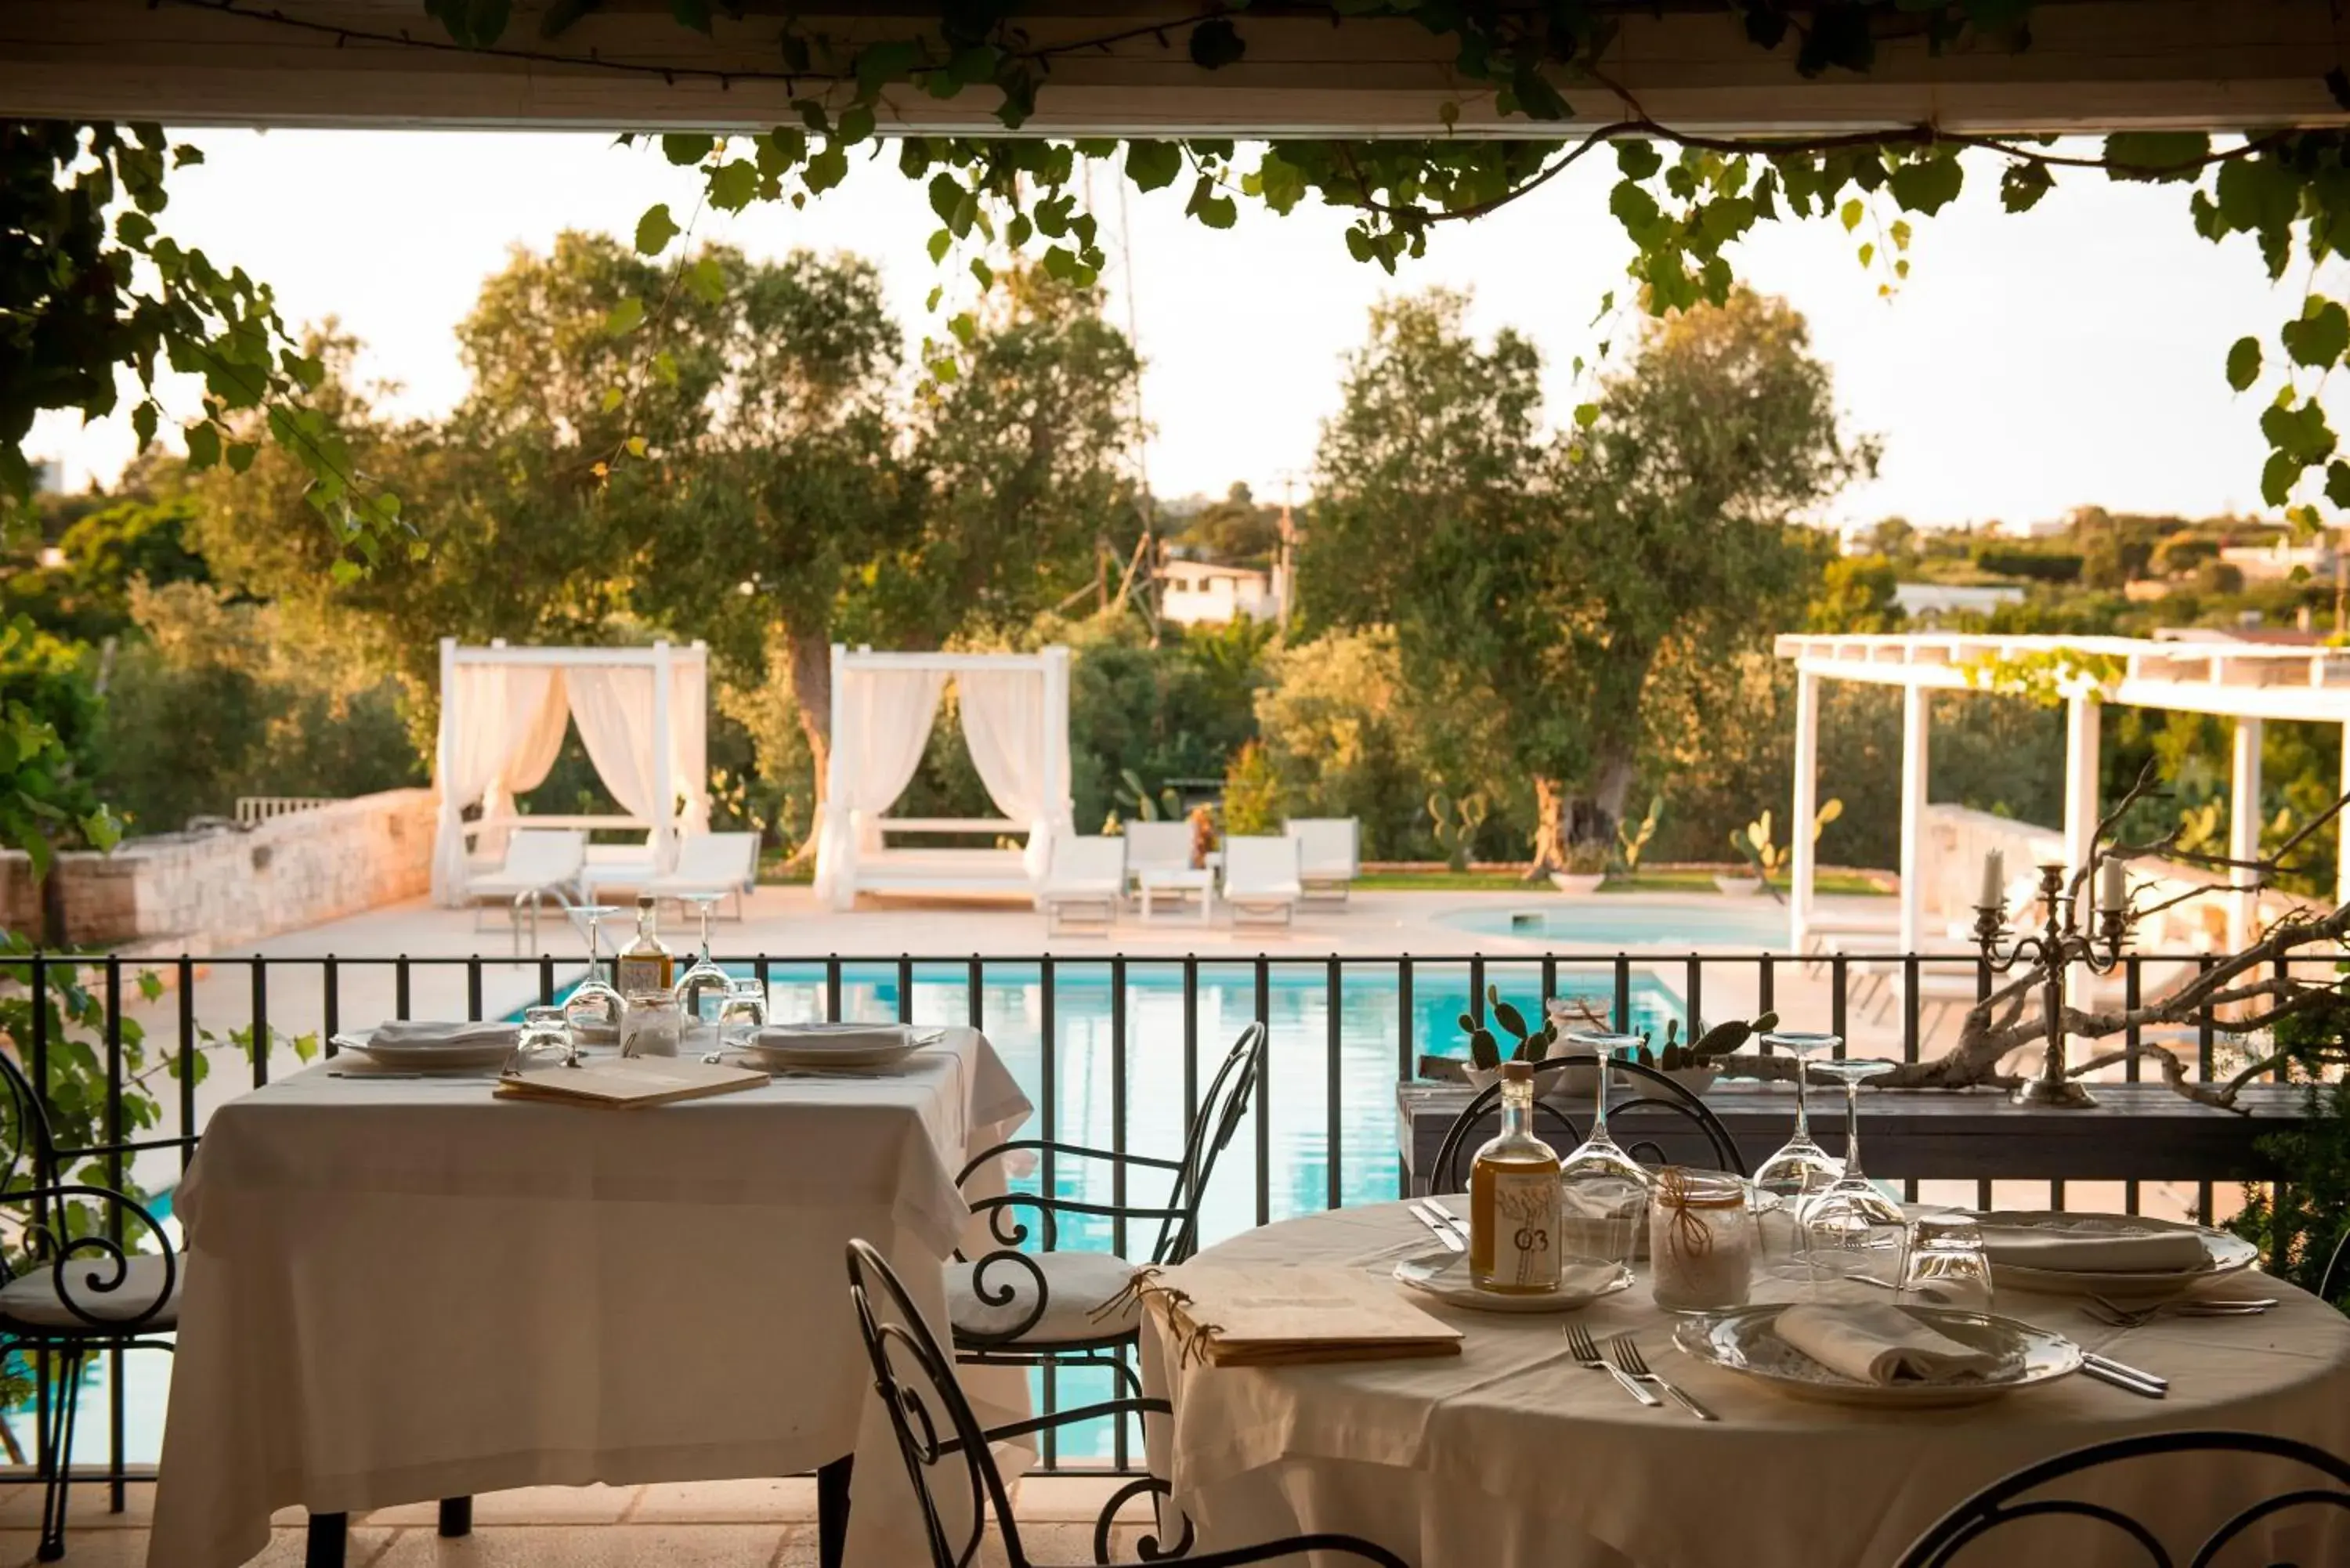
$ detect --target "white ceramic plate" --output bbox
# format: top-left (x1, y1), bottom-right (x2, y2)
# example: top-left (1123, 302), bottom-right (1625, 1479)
top-left (333, 1028), bottom-right (516, 1071)
top-left (739, 1025), bottom-right (942, 1071)
top-left (1393, 1251), bottom-right (1632, 1314)
top-left (1673, 1303), bottom-right (2081, 1409)
top-left (1979, 1210), bottom-right (2259, 1301)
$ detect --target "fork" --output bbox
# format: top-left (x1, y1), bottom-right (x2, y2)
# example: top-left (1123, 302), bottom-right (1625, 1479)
top-left (2084, 1293), bottom-right (2276, 1328)
top-left (1565, 1321), bottom-right (1659, 1407)
top-left (1609, 1335), bottom-right (1719, 1422)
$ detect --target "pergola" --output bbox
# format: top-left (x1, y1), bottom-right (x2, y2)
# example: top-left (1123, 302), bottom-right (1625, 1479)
top-left (428, 637), bottom-right (709, 905)
top-left (814, 645), bottom-right (1074, 911)
top-left (1775, 632), bottom-right (2350, 953)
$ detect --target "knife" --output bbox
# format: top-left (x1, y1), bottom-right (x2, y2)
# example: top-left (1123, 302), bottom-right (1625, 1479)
top-left (1426, 1197), bottom-right (1470, 1241)
top-left (1408, 1201), bottom-right (1466, 1253)
top-left (2080, 1357), bottom-right (2166, 1398)
top-left (2084, 1350), bottom-right (2168, 1392)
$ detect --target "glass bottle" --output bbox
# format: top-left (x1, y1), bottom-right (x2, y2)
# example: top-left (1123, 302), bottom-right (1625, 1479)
top-left (613, 894), bottom-right (674, 995)
top-left (1470, 1060), bottom-right (1564, 1295)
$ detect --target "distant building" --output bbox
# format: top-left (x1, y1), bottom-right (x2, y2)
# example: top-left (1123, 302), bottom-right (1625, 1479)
top-left (1157, 558), bottom-right (1282, 627)
top-left (1893, 583), bottom-right (2026, 620)
top-left (31, 458), bottom-right (62, 497)
top-left (1998, 517), bottom-right (2070, 540)
top-left (2218, 535), bottom-right (2334, 581)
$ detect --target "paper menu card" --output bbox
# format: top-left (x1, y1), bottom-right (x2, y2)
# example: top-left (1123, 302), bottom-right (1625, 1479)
top-left (1141, 1262), bottom-right (1462, 1367)
top-left (494, 1058), bottom-right (768, 1108)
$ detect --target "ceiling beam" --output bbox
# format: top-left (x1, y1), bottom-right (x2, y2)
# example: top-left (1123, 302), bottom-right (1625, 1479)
top-left (2, 2), bottom-right (2346, 136)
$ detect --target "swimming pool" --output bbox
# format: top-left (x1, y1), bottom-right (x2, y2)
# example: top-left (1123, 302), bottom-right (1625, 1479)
top-left (1435, 898), bottom-right (1793, 950)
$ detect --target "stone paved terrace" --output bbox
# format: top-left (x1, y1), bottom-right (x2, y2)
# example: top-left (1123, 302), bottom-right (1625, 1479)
top-left (0, 1476), bottom-right (1155, 1566)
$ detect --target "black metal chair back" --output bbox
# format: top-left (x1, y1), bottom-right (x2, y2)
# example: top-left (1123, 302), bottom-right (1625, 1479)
top-left (1896, 1429), bottom-right (2350, 1566)
top-left (0, 1047), bottom-right (175, 1332)
top-left (1153, 1021), bottom-right (1267, 1264)
top-left (1428, 1053), bottom-right (1747, 1191)
top-left (847, 1237), bottom-right (1021, 1568)
top-left (2319, 1224), bottom-right (2350, 1307)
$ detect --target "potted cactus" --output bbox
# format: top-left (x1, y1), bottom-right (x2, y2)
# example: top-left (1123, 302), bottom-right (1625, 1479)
top-left (1629, 1012), bottom-right (1780, 1096)
top-left (1548, 839), bottom-right (1610, 895)
top-left (1459, 985), bottom-right (1558, 1090)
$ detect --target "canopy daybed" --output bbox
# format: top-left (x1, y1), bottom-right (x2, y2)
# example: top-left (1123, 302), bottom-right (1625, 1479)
top-left (429, 638), bottom-right (711, 908)
top-left (815, 645), bottom-right (1074, 910)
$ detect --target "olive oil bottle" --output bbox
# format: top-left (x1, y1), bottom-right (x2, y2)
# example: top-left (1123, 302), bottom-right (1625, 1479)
top-left (1470, 1060), bottom-right (1564, 1294)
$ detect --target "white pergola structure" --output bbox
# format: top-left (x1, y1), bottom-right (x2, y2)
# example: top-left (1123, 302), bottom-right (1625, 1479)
top-left (1775, 634), bottom-right (2350, 953)
top-left (815, 645), bottom-right (1074, 911)
top-left (429, 638), bottom-right (710, 905)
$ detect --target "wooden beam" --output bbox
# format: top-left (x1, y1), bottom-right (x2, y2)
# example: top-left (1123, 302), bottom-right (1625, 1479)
top-left (2, 2), bottom-right (2346, 136)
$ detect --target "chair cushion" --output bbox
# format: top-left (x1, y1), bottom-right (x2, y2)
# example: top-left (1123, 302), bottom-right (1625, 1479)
top-left (946, 1250), bottom-right (1141, 1346)
top-left (0, 1252), bottom-right (179, 1331)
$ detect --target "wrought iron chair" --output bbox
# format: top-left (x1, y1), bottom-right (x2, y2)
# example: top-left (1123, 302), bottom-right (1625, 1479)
top-left (1895, 1429), bottom-right (2350, 1566)
top-left (0, 1049), bottom-right (180, 1562)
top-left (946, 1021), bottom-right (1266, 1367)
top-left (848, 1237), bottom-right (1408, 1568)
top-left (1427, 1053), bottom-right (1748, 1191)
top-left (2319, 1223), bottom-right (2350, 1306)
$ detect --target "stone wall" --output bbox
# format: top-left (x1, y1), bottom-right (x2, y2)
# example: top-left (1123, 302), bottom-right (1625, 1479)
top-left (0, 788), bottom-right (436, 949)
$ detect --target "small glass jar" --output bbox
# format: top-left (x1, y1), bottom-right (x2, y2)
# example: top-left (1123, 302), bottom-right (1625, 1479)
top-left (619, 992), bottom-right (683, 1058)
top-left (1649, 1167), bottom-right (1755, 1312)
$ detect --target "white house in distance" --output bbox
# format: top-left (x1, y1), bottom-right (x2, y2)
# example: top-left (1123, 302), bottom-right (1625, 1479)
top-left (1158, 558), bottom-right (1285, 627)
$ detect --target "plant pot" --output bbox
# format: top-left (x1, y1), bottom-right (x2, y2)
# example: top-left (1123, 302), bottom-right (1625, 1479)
top-left (1462, 1064), bottom-right (1503, 1093)
top-left (1663, 1062), bottom-right (1721, 1097)
top-left (1549, 872), bottom-right (1606, 895)
top-left (1713, 874), bottom-right (1764, 897)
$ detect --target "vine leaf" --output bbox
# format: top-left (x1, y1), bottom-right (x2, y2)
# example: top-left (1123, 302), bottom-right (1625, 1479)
top-left (2328, 461), bottom-right (2350, 510)
top-left (425, 0), bottom-right (512, 48)
top-left (1125, 141), bottom-right (1181, 193)
top-left (1886, 155), bottom-right (1963, 215)
top-left (670, 0), bottom-right (712, 34)
top-left (538, 0), bottom-right (602, 38)
top-left (2282, 298), bottom-right (2350, 370)
top-left (2103, 131), bottom-right (2211, 182)
top-left (1188, 18), bottom-right (1246, 71)
top-left (633, 203), bottom-right (680, 255)
top-left (1998, 161), bottom-right (2053, 213)
top-left (2227, 335), bottom-right (2262, 392)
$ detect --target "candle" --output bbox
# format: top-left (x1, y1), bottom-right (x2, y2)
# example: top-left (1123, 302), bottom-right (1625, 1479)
top-left (2099, 856), bottom-right (2128, 913)
top-left (1979, 848), bottom-right (2004, 909)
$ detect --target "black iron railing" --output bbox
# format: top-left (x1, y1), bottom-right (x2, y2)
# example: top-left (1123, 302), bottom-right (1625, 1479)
top-left (0, 945), bottom-right (2307, 1490)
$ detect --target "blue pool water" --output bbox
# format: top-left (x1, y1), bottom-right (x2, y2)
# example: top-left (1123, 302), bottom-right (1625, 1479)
top-left (1435, 899), bottom-right (1792, 949)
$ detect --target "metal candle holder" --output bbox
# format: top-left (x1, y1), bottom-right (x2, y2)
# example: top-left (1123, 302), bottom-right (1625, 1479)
top-left (1972, 861), bottom-right (2131, 1109)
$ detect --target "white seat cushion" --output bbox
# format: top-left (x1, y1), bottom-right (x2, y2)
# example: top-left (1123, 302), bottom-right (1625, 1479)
top-left (945, 1250), bottom-right (1141, 1346)
top-left (0, 1252), bottom-right (179, 1331)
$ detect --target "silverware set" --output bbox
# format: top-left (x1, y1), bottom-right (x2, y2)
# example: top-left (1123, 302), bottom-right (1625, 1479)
top-left (2082, 1292), bottom-right (2276, 1328)
top-left (1565, 1324), bottom-right (1713, 1419)
top-left (2078, 1351), bottom-right (2169, 1399)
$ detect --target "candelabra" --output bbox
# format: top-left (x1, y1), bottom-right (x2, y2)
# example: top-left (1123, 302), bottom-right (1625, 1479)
top-left (1973, 861), bottom-right (2131, 1108)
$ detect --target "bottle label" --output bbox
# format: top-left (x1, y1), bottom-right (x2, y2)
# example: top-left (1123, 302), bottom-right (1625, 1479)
top-left (1489, 1169), bottom-right (1562, 1288)
top-left (615, 955), bottom-right (667, 995)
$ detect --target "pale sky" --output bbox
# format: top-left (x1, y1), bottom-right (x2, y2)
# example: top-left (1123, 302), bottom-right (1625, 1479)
top-left (27, 129), bottom-right (2314, 530)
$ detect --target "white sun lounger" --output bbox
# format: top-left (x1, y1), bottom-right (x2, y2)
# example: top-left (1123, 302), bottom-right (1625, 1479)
top-left (1039, 834), bottom-right (1126, 934)
top-left (1221, 835), bottom-right (1303, 929)
top-left (644, 831), bottom-right (761, 920)
top-left (464, 828), bottom-right (588, 952)
top-left (1285, 818), bottom-right (1360, 906)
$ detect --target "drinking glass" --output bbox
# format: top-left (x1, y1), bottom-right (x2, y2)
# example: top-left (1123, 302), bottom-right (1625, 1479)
top-left (1751, 1031), bottom-right (1844, 1202)
top-left (1901, 1212), bottom-right (1995, 1311)
top-left (565, 903), bottom-right (625, 1040)
top-left (1799, 1057), bottom-right (1908, 1290)
top-left (714, 976), bottom-right (768, 1046)
top-left (1554, 1030), bottom-right (1654, 1269)
top-left (506, 1005), bottom-right (576, 1074)
top-left (672, 894), bottom-right (729, 1021)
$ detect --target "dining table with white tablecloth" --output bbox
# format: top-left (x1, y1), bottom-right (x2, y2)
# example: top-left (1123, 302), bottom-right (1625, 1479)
top-left (146, 1024), bottom-right (1030, 1568)
top-left (1141, 1199), bottom-right (2350, 1567)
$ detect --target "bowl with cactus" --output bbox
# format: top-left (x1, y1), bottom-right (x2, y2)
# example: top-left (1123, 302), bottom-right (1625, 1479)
top-left (1547, 839), bottom-right (1611, 896)
top-left (1537, 1002), bottom-right (1779, 1098)
top-left (1457, 986), bottom-right (1560, 1092)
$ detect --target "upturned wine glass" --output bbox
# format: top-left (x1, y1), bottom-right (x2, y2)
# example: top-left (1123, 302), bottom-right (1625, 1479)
top-left (564, 904), bottom-right (624, 1041)
top-left (1554, 1029), bottom-right (1655, 1269)
top-left (1799, 1057), bottom-right (1908, 1289)
top-left (672, 893), bottom-right (730, 1021)
top-left (1752, 1031), bottom-right (1845, 1203)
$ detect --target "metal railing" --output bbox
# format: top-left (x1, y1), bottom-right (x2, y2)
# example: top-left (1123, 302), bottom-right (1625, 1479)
top-left (0, 945), bottom-right (2307, 1491)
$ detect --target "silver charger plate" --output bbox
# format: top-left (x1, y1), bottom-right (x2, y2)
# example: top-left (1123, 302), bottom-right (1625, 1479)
top-left (331, 1028), bottom-right (516, 1071)
top-left (1393, 1251), bottom-right (1632, 1314)
top-left (1980, 1210), bottom-right (2259, 1301)
top-left (1672, 1303), bottom-right (2081, 1409)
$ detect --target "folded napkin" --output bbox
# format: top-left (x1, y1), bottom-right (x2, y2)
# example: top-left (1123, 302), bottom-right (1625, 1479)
top-left (749, 1023), bottom-right (909, 1053)
top-left (1776, 1303), bottom-right (2000, 1386)
top-left (1978, 1216), bottom-right (2207, 1274)
top-left (367, 1021), bottom-right (518, 1050)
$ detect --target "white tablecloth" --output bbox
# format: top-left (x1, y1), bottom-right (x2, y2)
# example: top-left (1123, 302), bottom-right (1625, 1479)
top-left (149, 1027), bottom-right (1031, 1568)
top-left (1143, 1201), bottom-right (2350, 1567)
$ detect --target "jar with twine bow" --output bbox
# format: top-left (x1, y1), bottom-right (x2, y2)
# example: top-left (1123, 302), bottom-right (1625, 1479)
top-left (1649, 1167), bottom-right (1755, 1312)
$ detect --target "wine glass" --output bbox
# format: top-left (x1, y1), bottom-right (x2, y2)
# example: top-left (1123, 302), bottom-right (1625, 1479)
top-left (564, 904), bottom-right (624, 1042)
top-left (672, 894), bottom-right (730, 1022)
top-left (1752, 1031), bottom-right (1844, 1284)
top-left (1554, 1030), bottom-right (1654, 1269)
top-left (1799, 1057), bottom-right (1908, 1291)
top-left (505, 1005), bottom-right (576, 1075)
top-left (714, 976), bottom-right (768, 1046)
top-left (1901, 1212), bottom-right (1995, 1311)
